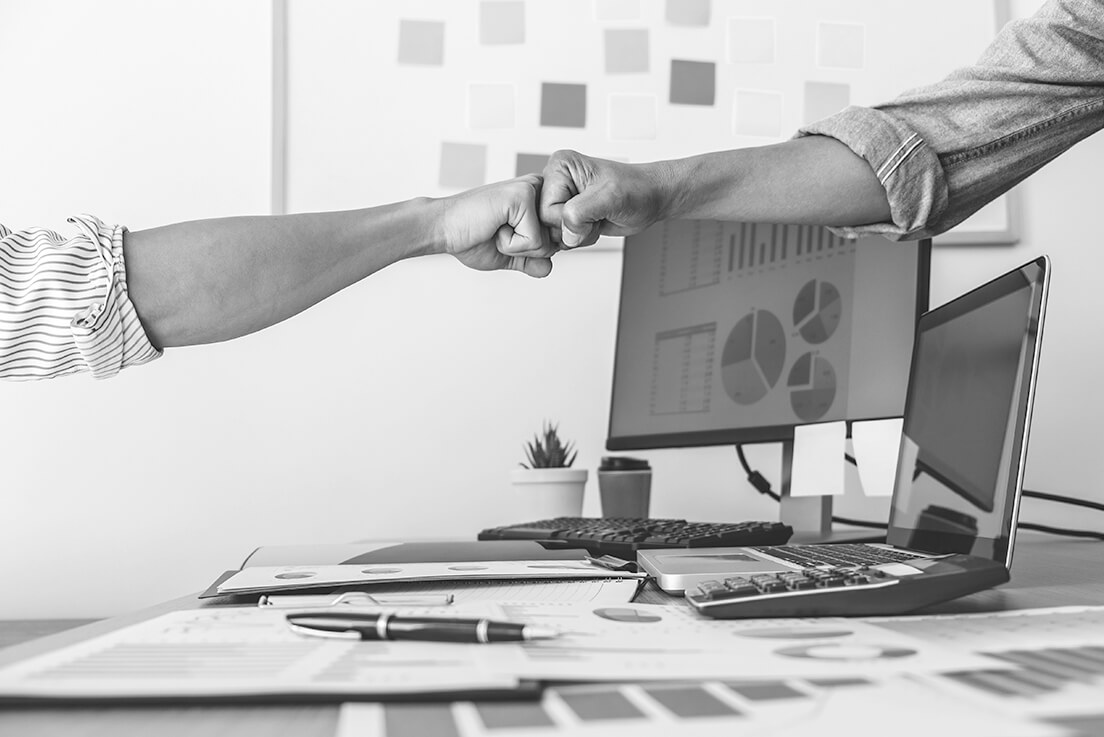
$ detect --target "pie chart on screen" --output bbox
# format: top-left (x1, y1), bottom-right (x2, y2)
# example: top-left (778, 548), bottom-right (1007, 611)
top-left (793, 279), bottom-right (842, 344)
top-left (787, 352), bottom-right (837, 421)
top-left (721, 310), bottom-right (786, 405)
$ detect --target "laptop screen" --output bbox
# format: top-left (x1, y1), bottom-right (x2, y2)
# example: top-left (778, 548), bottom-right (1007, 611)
top-left (886, 257), bottom-right (1049, 565)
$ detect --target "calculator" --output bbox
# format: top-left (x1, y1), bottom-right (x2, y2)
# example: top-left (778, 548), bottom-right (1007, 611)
top-left (685, 554), bottom-right (1010, 619)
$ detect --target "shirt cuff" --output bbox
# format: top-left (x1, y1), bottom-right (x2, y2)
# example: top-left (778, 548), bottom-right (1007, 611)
top-left (67, 215), bottom-right (162, 379)
top-left (795, 105), bottom-right (949, 241)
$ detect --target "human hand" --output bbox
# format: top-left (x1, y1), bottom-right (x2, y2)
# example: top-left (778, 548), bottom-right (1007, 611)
top-left (437, 175), bottom-right (556, 278)
top-left (540, 149), bottom-right (672, 249)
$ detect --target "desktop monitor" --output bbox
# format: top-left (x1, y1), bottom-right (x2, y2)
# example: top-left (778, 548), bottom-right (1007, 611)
top-left (607, 220), bottom-right (931, 450)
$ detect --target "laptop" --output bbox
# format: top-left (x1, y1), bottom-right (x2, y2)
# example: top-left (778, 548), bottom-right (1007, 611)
top-left (640, 256), bottom-right (1051, 593)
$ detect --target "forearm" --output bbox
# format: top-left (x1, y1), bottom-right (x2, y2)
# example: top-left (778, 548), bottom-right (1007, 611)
top-left (124, 198), bottom-right (443, 348)
top-left (653, 136), bottom-right (892, 227)
top-left (793, 0), bottom-right (1104, 240)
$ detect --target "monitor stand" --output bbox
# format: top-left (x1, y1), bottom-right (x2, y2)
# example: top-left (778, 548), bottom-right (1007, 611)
top-left (777, 439), bottom-right (885, 545)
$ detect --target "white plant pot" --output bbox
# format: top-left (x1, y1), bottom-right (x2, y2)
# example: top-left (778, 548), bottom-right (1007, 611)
top-left (510, 468), bottom-right (588, 520)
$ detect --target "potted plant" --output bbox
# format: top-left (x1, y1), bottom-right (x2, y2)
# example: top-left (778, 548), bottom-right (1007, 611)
top-left (510, 422), bottom-right (588, 519)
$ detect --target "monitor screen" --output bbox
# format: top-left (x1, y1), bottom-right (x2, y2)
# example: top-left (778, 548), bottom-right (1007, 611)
top-left (607, 220), bottom-right (930, 449)
top-left (887, 257), bottom-right (1049, 564)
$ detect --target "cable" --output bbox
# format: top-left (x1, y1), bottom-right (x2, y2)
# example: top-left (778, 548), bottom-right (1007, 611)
top-left (735, 444), bottom-right (780, 502)
top-left (829, 515), bottom-right (887, 530)
top-left (1022, 489), bottom-right (1104, 513)
top-left (735, 444), bottom-right (885, 529)
top-left (737, 446), bottom-right (1104, 540)
top-left (1015, 490), bottom-right (1104, 539)
top-left (1018, 522), bottom-right (1104, 541)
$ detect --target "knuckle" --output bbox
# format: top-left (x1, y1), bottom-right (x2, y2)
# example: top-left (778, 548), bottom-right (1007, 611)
top-left (546, 149), bottom-right (579, 171)
top-left (519, 173), bottom-right (542, 195)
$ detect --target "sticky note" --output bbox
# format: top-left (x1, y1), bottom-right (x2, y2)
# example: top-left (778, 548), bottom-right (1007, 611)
top-left (803, 81), bottom-right (850, 125)
top-left (480, 1), bottom-right (525, 45)
top-left (609, 94), bottom-right (657, 140)
top-left (851, 418), bottom-right (904, 498)
top-left (540, 83), bottom-right (587, 128)
top-left (733, 90), bottom-right (782, 137)
top-left (468, 83), bottom-right (515, 129)
top-left (515, 152), bottom-right (550, 177)
top-left (397, 20), bottom-right (445, 66)
top-left (666, 0), bottom-right (710, 27)
top-left (790, 421), bottom-right (846, 497)
top-left (595, 0), bottom-right (641, 21)
top-left (605, 28), bottom-right (649, 74)
top-left (817, 22), bottom-right (865, 69)
top-left (669, 60), bottom-right (715, 106)
top-left (439, 142), bottom-right (487, 188)
top-left (728, 17), bottom-right (775, 63)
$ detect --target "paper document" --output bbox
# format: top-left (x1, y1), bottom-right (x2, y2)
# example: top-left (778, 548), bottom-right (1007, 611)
top-left (260, 578), bottom-right (643, 608)
top-left (871, 605), bottom-right (1104, 719)
top-left (0, 601), bottom-right (1005, 702)
top-left (475, 601), bottom-right (1001, 681)
top-left (217, 560), bottom-right (644, 596)
top-left (338, 676), bottom-right (1055, 737)
top-left (0, 605), bottom-right (516, 701)
top-left (239, 541), bottom-right (588, 568)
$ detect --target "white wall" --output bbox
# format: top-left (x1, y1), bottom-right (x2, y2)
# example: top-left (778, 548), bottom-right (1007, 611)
top-left (0, 0), bottom-right (274, 617)
top-left (1, 0), bottom-right (1100, 619)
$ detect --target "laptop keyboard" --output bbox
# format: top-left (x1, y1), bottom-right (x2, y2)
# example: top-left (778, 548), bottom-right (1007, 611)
top-left (752, 543), bottom-right (928, 568)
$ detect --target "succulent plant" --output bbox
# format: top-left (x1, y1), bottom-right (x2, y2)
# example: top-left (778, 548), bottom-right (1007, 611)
top-left (521, 422), bottom-right (577, 469)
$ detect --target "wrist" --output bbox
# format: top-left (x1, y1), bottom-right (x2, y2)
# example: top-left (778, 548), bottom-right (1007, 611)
top-left (645, 159), bottom-right (688, 221)
top-left (408, 196), bottom-right (449, 257)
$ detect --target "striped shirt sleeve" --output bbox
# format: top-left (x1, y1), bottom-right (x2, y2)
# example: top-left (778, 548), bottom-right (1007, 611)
top-left (0, 215), bottom-right (162, 381)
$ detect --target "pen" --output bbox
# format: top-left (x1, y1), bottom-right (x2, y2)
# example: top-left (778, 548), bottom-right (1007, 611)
top-left (285, 611), bottom-right (559, 643)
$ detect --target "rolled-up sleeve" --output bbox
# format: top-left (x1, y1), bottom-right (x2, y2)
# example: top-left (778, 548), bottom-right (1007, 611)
top-left (796, 0), bottom-right (1104, 241)
top-left (0, 215), bottom-right (162, 381)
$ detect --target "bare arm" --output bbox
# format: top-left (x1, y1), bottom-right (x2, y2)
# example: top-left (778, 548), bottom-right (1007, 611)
top-left (538, 137), bottom-right (890, 248)
top-left (125, 177), bottom-right (553, 348)
top-left (659, 137), bottom-right (891, 226)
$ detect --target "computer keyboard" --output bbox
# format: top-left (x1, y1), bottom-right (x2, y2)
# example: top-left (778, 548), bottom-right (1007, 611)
top-left (751, 543), bottom-right (929, 568)
top-left (686, 553), bottom-right (1010, 619)
top-left (477, 517), bottom-right (793, 557)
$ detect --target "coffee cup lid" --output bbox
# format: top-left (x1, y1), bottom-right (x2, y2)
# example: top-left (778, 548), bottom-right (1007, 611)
top-left (600, 456), bottom-right (651, 471)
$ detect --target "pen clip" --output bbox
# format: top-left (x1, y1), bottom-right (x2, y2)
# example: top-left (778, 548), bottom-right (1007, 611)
top-left (334, 592), bottom-right (455, 607)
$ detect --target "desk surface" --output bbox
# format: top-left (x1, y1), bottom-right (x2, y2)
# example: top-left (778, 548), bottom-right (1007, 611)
top-left (1, 533), bottom-right (1101, 737)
